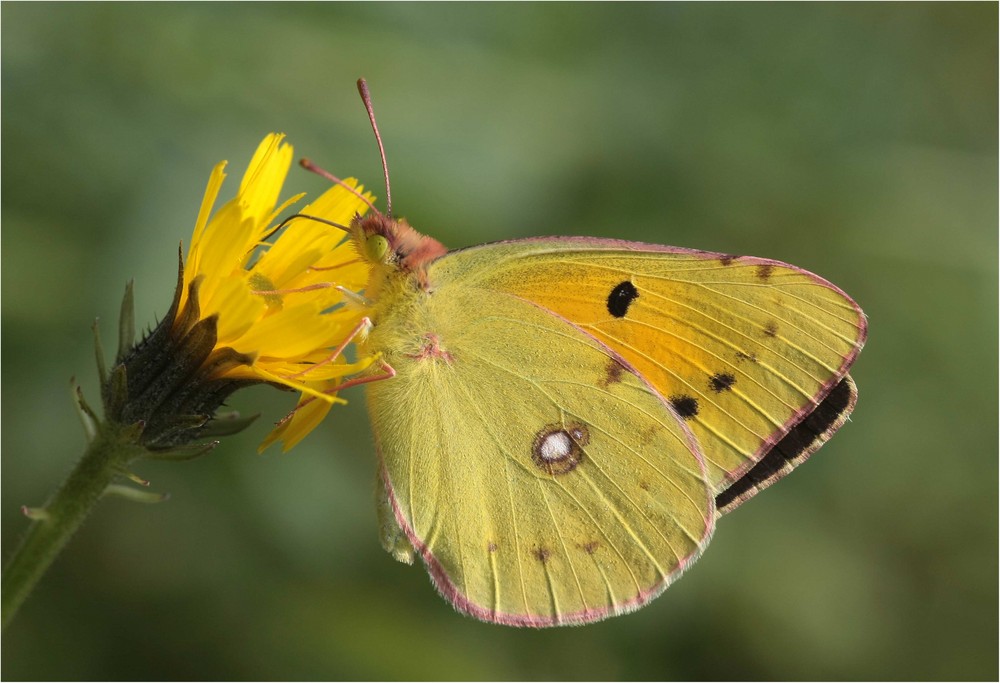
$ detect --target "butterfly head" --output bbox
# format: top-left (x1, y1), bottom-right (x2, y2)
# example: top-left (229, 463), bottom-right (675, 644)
top-left (351, 212), bottom-right (448, 275)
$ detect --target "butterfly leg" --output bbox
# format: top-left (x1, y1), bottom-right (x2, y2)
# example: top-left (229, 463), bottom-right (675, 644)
top-left (334, 360), bottom-right (396, 391)
top-left (334, 285), bottom-right (373, 308)
top-left (287, 317), bottom-right (374, 380)
top-left (250, 280), bottom-right (371, 308)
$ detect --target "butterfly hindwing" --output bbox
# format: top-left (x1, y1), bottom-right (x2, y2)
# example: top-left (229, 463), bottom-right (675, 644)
top-left (436, 238), bottom-right (867, 503)
top-left (365, 278), bottom-right (715, 626)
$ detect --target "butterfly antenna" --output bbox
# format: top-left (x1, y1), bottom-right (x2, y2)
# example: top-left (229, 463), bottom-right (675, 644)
top-left (357, 78), bottom-right (393, 218)
top-left (299, 158), bottom-right (379, 215)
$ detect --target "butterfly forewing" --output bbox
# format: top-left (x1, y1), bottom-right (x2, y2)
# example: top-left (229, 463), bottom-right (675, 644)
top-left (366, 280), bottom-right (715, 626)
top-left (443, 238), bottom-right (867, 495)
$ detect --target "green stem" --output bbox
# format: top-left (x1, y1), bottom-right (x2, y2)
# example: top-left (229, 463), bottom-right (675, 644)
top-left (1, 424), bottom-right (142, 629)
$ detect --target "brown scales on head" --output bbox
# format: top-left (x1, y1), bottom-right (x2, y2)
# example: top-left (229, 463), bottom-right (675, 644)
top-left (354, 212), bottom-right (447, 273)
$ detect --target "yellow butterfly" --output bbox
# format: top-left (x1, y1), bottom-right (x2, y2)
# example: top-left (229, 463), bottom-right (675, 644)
top-left (327, 80), bottom-right (866, 627)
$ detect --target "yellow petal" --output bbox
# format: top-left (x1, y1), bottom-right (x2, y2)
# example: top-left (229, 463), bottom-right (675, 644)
top-left (258, 391), bottom-right (336, 453)
top-left (239, 134), bottom-right (293, 228)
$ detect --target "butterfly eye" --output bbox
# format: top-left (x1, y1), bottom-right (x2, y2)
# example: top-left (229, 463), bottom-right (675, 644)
top-left (366, 234), bottom-right (390, 262)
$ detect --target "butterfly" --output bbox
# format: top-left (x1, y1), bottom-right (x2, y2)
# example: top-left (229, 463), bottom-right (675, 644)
top-left (324, 80), bottom-right (866, 627)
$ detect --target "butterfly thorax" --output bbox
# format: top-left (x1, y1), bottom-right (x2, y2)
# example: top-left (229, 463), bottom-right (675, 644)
top-left (352, 213), bottom-right (456, 366)
top-left (358, 259), bottom-right (460, 375)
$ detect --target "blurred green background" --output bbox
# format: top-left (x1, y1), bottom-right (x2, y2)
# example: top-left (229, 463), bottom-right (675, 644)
top-left (2, 3), bottom-right (996, 680)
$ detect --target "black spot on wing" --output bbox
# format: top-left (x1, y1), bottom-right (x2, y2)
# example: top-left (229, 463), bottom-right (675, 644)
top-left (669, 395), bottom-right (699, 419)
top-left (756, 264), bottom-right (774, 281)
top-left (763, 321), bottom-right (779, 338)
top-left (709, 372), bottom-right (736, 393)
top-left (719, 254), bottom-right (738, 266)
top-left (607, 281), bottom-right (639, 318)
top-left (715, 377), bottom-right (853, 511)
top-left (735, 351), bottom-right (758, 364)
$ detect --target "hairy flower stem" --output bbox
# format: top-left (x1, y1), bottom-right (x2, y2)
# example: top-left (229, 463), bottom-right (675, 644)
top-left (1, 424), bottom-right (144, 629)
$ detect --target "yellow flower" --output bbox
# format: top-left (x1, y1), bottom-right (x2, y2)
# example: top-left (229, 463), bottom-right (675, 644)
top-left (110, 133), bottom-right (375, 452)
top-left (2, 132), bottom-right (378, 631)
top-left (189, 133), bottom-right (378, 450)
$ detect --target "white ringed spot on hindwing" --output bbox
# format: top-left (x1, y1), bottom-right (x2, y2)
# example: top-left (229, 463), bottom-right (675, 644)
top-left (532, 422), bottom-right (590, 475)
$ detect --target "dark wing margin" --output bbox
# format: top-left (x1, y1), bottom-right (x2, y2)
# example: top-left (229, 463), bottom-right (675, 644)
top-left (715, 374), bottom-right (857, 515)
